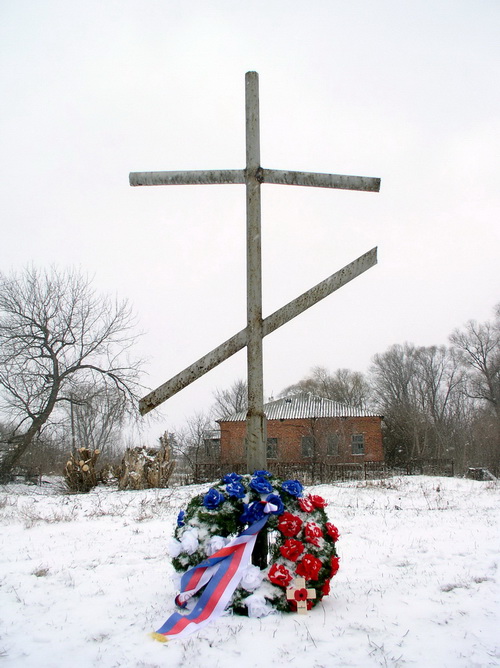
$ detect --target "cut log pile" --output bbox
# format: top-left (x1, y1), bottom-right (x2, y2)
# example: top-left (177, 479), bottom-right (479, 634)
top-left (64, 447), bottom-right (100, 492)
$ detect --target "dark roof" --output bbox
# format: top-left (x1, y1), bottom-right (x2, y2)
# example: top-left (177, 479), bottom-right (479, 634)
top-left (218, 392), bottom-right (382, 422)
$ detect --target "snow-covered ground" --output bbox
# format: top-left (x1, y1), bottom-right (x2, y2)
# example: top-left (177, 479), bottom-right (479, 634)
top-left (0, 476), bottom-right (498, 667)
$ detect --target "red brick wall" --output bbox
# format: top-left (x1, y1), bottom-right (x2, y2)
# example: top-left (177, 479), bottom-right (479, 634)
top-left (219, 416), bottom-right (384, 464)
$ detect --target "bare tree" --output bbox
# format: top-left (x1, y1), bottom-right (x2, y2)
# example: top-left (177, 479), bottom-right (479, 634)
top-left (211, 379), bottom-right (248, 419)
top-left (449, 305), bottom-right (500, 419)
top-left (450, 304), bottom-right (500, 468)
top-left (0, 266), bottom-right (143, 481)
top-left (67, 384), bottom-right (126, 463)
top-left (370, 343), bottom-right (466, 463)
top-left (280, 365), bottom-right (372, 410)
top-left (170, 411), bottom-right (217, 482)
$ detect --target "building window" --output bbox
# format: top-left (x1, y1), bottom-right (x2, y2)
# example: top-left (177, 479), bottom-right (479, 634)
top-left (267, 438), bottom-right (278, 459)
top-left (327, 434), bottom-right (339, 456)
top-left (301, 436), bottom-right (314, 458)
top-left (203, 437), bottom-right (220, 458)
top-left (351, 433), bottom-right (365, 455)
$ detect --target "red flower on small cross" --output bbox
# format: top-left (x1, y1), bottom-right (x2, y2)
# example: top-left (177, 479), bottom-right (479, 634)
top-left (286, 576), bottom-right (317, 614)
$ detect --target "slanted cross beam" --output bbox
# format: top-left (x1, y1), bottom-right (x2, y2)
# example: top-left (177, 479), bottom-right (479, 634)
top-left (130, 72), bottom-right (380, 472)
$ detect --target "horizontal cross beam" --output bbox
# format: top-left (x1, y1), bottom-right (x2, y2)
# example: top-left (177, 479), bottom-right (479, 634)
top-left (130, 168), bottom-right (380, 192)
top-left (139, 247), bottom-right (377, 415)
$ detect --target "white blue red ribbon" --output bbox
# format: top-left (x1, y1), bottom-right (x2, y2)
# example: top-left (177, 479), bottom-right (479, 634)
top-left (154, 504), bottom-right (276, 641)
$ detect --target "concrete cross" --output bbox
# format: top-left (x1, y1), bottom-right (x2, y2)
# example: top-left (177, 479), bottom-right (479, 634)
top-left (130, 71), bottom-right (380, 472)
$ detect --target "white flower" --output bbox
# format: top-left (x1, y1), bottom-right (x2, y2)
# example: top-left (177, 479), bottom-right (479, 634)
top-left (205, 535), bottom-right (227, 556)
top-left (180, 527), bottom-right (199, 555)
top-left (239, 565), bottom-right (264, 592)
top-left (167, 537), bottom-right (182, 558)
top-left (244, 593), bottom-right (274, 618)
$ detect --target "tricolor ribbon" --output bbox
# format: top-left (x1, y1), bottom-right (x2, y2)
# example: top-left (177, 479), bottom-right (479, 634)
top-left (153, 502), bottom-right (276, 641)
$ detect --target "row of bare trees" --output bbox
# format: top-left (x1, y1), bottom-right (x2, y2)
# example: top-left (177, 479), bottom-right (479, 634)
top-left (0, 266), bottom-right (144, 482)
top-left (281, 304), bottom-right (500, 471)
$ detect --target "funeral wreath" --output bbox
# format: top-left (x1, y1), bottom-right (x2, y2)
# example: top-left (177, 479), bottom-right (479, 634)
top-left (169, 471), bottom-right (340, 617)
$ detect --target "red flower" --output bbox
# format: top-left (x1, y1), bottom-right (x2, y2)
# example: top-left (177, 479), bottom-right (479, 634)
top-left (298, 496), bottom-right (315, 513)
top-left (322, 579), bottom-right (331, 596)
top-left (278, 512), bottom-right (303, 537)
top-left (296, 553), bottom-right (323, 581)
top-left (268, 563), bottom-right (293, 587)
top-left (325, 522), bottom-right (340, 542)
top-left (294, 587), bottom-right (308, 601)
top-left (304, 522), bottom-right (323, 546)
top-left (330, 556), bottom-right (340, 576)
top-left (279, 538), bottom-right (305, 562)
top-left (309, 494), bottom-right (327, 509)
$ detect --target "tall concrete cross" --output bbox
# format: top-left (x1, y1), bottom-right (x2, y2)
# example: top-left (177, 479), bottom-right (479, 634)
top-left (130, 71), bottom-right (380, 472)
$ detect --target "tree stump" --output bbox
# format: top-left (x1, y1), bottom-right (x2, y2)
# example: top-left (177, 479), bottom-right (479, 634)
top-left (118, 433), bottom-right (174, 490)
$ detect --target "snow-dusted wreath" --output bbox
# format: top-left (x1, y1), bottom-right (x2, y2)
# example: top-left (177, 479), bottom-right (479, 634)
top-left (169, 471), bottom-right (340, 618)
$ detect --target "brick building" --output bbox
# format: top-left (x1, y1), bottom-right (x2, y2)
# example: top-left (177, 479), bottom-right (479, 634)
top-left (217, 392), bottom-right (384, 466)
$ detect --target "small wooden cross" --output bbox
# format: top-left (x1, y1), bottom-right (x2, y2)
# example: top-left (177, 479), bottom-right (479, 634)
top-left (286, 577), bottom-right (317, 614)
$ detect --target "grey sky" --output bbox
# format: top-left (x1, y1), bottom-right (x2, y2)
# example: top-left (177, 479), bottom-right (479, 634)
top-left (1, 1), bottom-right (499, 436)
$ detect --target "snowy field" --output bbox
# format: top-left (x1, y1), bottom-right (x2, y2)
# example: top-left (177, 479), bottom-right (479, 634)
top-left (0, 476), bottom-right (498, 668)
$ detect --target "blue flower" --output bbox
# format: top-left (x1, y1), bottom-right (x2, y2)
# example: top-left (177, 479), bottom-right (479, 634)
top-left (250, 476), bottom-right (273, 495)
top-left (203, 487), bottom-right (225, 509)
top-left (176, 510), bottom-right (185, 527)
top-left (265, 493), bottom-right (284, 515)
top-left (223, 472), bottom-right (242, 484)
top-left (226, 481), bottom-right (246, 499)
top-left (253, 469), bottom-right (272, 478)
top-left (281, 479), bottom-right (304, 497)
top-left (240, 501), bottom-right (266, 525)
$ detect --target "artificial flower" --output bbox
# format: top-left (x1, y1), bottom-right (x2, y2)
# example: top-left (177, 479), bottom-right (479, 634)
top-left (203, 487), bottom-right (225, 509)
top-left (304, 522), bottom-right (324, 546)
top-left (180, 528), bottom-right (199, 555)
top-left (279, 538), bottom-right (305, 562)
top-left (249, 476), bottom-right (273, 494)
top-left (309, 494), bottom-right (327, 509)
top-left (205, 535), bottom-right (227, 556)
top-left (325, 522), bottom-right (340, 541)
top-left (277, 512), bottom-right (303, 537)
top-left (240, 564), bottom-right (264, 591)
top-left (167, 537), bottom-right (182, 558)
top-left (268, 563), bottom-right (293, 587)
top-left (226, 481), bottom-right (246, 498)
top-left (244, 593), bottom-right (274, 618)
top-left (296, 553), bottom-right (323, 580)
top-left (281, 479), bottom-right (303, 497)
top-left (298, 496), bottom-right (315, 512)
top-left (223, 472), bottom-right (242, 484)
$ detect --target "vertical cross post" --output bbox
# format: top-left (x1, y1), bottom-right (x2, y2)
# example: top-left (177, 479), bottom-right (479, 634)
top-left (245, 72), bottom-right (267, 472)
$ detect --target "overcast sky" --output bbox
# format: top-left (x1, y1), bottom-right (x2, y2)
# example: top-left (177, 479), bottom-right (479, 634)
top-left (1, 1), bottom-right (499, 438)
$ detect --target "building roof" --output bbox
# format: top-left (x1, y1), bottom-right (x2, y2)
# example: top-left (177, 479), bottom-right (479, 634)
top-left (218, 392), bottom-right (382, 422)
